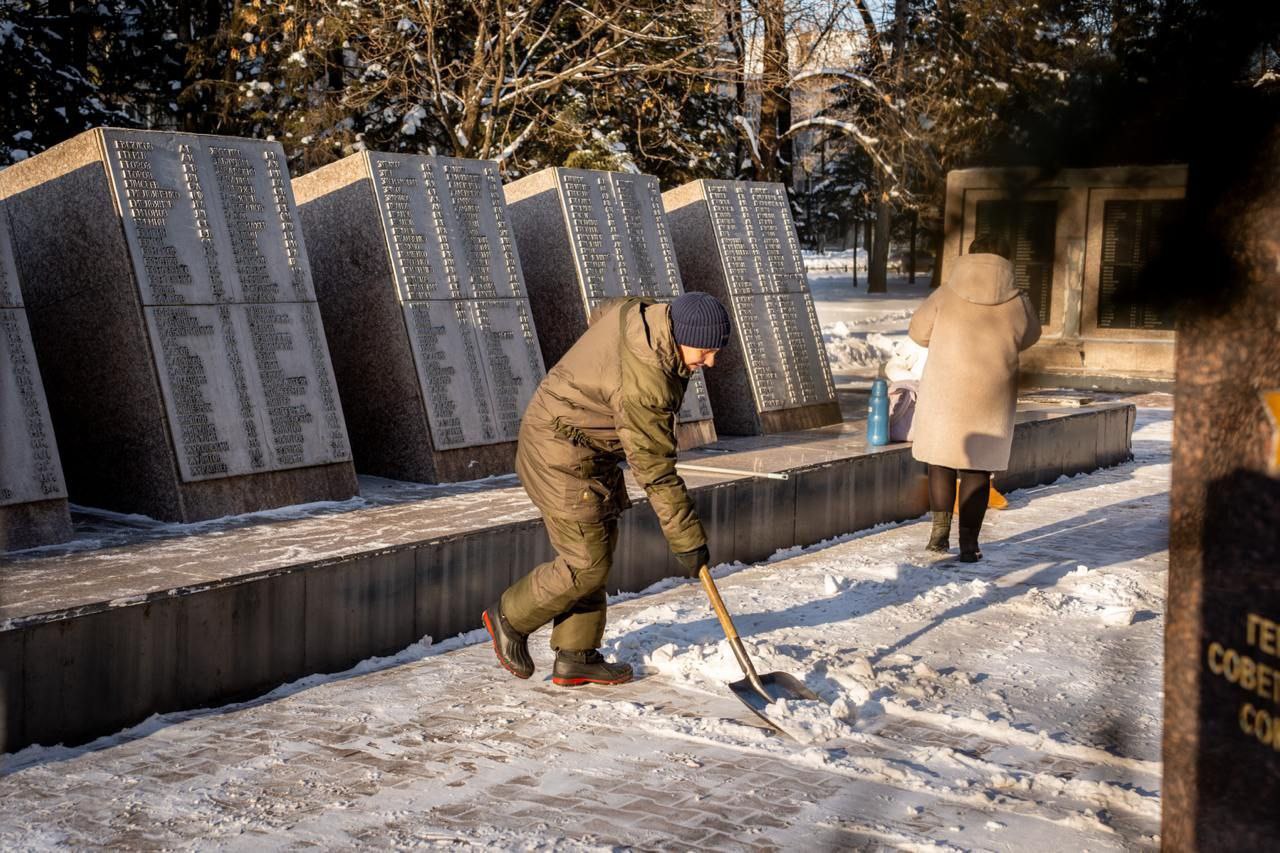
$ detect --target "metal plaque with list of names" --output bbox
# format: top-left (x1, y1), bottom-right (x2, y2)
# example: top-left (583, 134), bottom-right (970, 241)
top-left (554, 169), bottom-right (714, 423)
top-left (701, 180), bottom-right (835, 413)
top-left (1098, 199), bottom-right (1180, 332)
top-left (366, 154), bottom-right (544, 449)
top-left (0, 202), bottom-right (67, 507)
top-left (99, 129), bottom-right (350, 482)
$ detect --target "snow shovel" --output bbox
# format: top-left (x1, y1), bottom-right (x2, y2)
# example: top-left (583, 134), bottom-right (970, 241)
top-left (697, 565), bottom-right (823, 732)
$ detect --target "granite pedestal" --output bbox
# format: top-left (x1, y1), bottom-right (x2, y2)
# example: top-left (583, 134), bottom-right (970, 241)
top-left (0, 198), bottom-right (72, 551)
top-left (663, 180), bottom-right (841, 436)
top-left (0, 400), bottom-right (1134, 752)
top-left (503, 168), bottom-right (716, 450)
top-left (0, 129), bottom-right (357, 523)
top-left (294, 153), bottom-right (546, 483)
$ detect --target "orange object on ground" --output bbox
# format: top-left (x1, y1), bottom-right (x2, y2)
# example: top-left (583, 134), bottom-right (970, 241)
top-left (954, 478), bottom-right (1008, 511)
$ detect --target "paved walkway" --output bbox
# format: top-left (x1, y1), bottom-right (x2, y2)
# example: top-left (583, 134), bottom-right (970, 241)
top-left (0, 411), bottom-right (1170, 850)
top-left (0, 595), bottom-right (1161, 849)
top-left (0, 641), bottom-right (1145, 850)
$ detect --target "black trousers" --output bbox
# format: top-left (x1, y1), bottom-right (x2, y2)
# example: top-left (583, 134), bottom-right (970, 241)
top-left (928, 465), bottom-right (990, 531)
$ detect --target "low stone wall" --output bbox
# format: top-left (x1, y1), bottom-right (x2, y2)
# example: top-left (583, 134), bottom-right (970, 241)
top-left (0, 404), bottom-right (1134, 753)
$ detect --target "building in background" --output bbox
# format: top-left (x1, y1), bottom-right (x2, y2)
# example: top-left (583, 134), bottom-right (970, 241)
top-left (942, 165), bottom-right (1186, 391)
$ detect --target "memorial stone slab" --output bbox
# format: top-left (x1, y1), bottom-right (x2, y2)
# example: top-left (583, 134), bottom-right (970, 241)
top-left (0, 128), bottom-right (357, 523)
top-left (293, 152), bottom-right (546, 483)
top-left (0, 198), bottom-right (72, 551)
top-left (662, 180), bottom-right (840, 435)
top-left (1164, 136), bottom-right (1280, 849)
top-left (503, 168), bottom-right (717, 449)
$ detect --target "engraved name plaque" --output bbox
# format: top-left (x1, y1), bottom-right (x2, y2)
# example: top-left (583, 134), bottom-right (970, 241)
top-left (504, 168), bottom-right (715, 431)
top-left (367, 155), bottom-right (544, 450)
top-left (663, 180), bottom-right (839, 435)
top-left (0, 128), bottom-right (358, 523)
top-left (0, 203), bottom-right (68, 511)
top-left (99, 130), bottom-right (350, 482)
top-left (1098, 199), bottom-right (1180, 332)
top-left (294, 152), bottom-right (546, 482)
top-left (0, 198), bottom-right (72, 547)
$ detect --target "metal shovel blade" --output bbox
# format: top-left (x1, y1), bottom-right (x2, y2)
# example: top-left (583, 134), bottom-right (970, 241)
top-left (697, 565), bottom-right (828, 737)
top-left (729, 671), bottom-right (822, 729)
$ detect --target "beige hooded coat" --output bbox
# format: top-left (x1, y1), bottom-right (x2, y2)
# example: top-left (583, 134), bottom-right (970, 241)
top-left (907, 254), bottom-right (1042, 471)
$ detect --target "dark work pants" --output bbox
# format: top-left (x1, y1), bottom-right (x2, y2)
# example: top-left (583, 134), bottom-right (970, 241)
top-left (500, 515), bottom-right (620, 652)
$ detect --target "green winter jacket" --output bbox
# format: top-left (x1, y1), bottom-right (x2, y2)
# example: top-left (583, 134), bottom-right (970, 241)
top-left (515, 297), bottom-right (706, 555)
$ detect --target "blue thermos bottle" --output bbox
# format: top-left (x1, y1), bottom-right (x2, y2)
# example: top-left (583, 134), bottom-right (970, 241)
top-left (867, 372), bottom-right (889, 446)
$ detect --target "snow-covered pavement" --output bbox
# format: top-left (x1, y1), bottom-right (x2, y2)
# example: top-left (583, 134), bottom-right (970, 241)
top-left (0, 406), bottom-right (1170, 850)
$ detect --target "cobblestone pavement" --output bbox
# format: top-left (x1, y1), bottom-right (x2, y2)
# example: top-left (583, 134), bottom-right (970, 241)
top-left (0, 429), bottom-right (1169, 852)
top-left (0, 625), bottom-right (1158, 851)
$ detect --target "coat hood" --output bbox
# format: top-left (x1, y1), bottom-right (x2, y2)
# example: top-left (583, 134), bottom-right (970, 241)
top-left (624, 301), bottom-right (691, 379)
top-left (944, 253), bottom-right (1020, 305)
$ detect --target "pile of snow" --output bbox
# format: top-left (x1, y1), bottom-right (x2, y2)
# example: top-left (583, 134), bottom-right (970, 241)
top-left (824, 321), bottom-right (924, 374)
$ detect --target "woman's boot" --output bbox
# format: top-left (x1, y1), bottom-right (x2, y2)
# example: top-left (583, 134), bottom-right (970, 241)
top-left (958, 526), bottom-right (983, 562)
top-left (926, 511), bottom-right (952, 552)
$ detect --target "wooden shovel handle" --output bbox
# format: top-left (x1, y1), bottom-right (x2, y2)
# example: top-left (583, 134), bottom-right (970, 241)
top-left (697, 565), bottom-right (769, 697)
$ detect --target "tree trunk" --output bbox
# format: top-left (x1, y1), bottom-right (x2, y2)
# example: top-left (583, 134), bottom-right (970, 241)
top-left (720, 0), bottom-right (751, 177)
top-left (868, 191), bottom-right (891, 293)
top-left (852, 218), bottom-right (859, 289)
top-left (908, 209), bottom-right (918, 283)
top-left (868, 0), bottom-right (909, 295)
top-left (47, 0), bottom-right (77, 139)
top-left (756, 0), bottom-right (786, 182)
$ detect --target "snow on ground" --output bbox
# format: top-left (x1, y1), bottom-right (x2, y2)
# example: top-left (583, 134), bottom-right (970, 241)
top-left (0, 408), bottom-right (1171, 850)
top-left (802, 248), bottom-right (867, 272)
top-left (807, 269), bottom-right (932, 382)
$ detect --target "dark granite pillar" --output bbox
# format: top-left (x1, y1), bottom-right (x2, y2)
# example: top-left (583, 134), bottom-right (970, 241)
top-left (1164, 124), bottom-right (1280, 848)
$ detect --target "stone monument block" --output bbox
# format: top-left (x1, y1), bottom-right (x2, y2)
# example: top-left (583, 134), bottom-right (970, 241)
top-left (663, 180), bottom-right (840, 435)
top-left (503, 168), bottom-right (717, 449)
top-left (293, 152), bottom-right (546, 482)
top-left (0, 198), bottom-right (72, 551)
top-left (1164, 132), bottom-right (1280, 848)
top-left (0, 128), bottom-right (357, 523)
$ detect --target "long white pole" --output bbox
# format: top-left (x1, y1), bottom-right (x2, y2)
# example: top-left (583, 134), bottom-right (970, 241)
top-left (675, 463), bottom-right (789, 481)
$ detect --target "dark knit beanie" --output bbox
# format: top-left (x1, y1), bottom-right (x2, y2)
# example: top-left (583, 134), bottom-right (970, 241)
top-left (670, 292), bottom-right (731, 350)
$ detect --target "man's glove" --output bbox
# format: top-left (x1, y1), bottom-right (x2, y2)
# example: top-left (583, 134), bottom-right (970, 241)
top-left (674, 545), bottom-right (711, 579)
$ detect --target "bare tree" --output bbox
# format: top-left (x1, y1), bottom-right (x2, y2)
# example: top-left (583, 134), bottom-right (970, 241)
top-left (280, 0), bottom-right (722, 174)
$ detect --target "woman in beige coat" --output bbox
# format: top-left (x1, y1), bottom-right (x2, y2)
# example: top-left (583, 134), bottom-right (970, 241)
top-left (908, 235), bottom-right (1042, 561)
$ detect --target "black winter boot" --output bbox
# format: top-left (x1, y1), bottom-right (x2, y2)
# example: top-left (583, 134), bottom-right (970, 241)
top-left (926, 511), bottom-right (953, 553)
top-left (483, 606), bottom-right (534, 679)
top-left (958, 526), bottom-right (983, 563)
top-left (552, 650), bottom-right (633, 687)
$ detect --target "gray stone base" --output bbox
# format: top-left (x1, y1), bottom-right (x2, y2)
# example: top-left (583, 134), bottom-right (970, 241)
top-left (759, 401), bottom-right (845, 434)
top-left (675, 419), bottom-right (718, 451)
top-left (0, 499), bottom-right (72, 552)
top-left (1022, 370), bottom-right (1176, 394)
top-left (172, 462), bottom-right (359, 523)
top-left (0, 404), bottom-right (1134, 752)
